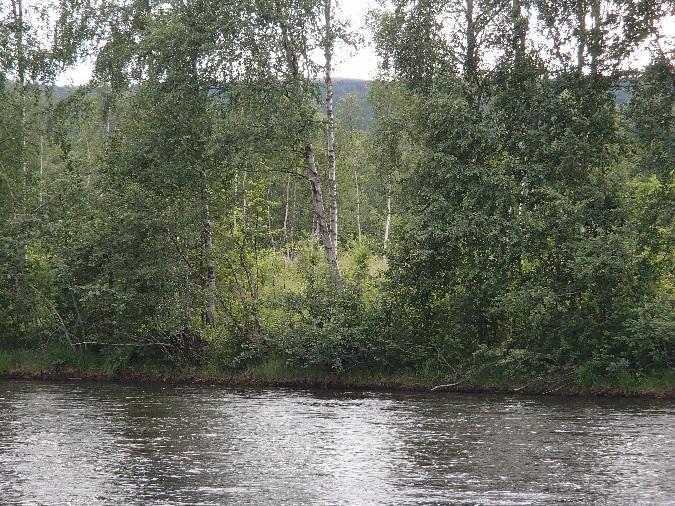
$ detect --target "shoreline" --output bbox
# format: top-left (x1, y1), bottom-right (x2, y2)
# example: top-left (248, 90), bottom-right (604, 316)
top-left (2, 368), bottom-right (673, 400)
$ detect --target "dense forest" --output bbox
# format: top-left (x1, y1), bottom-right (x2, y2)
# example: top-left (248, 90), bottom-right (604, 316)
top-left (0, 0), bottom-right (673, 390)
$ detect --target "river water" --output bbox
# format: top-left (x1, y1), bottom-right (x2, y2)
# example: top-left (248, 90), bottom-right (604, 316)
top-left (0, 380), bottom-right (673, 505)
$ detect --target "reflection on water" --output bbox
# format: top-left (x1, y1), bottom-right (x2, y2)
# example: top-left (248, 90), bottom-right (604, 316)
top-left (0, 380), bottom-right (673, 505)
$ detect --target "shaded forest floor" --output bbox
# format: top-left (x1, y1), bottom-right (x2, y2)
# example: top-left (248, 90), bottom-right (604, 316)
top-left (1, 347), bottom-right (673, 399)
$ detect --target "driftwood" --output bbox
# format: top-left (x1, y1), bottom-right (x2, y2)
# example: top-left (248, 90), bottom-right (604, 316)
top-left (431, 353), bottom-right (574, 393)
top-left (432, 370), bottom-right (579, 394)
top-left (431, 382), bottom-right (461, 392)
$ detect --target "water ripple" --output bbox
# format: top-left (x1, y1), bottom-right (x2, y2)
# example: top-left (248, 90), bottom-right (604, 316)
top-left (0, 381), bottom-right (673, 505)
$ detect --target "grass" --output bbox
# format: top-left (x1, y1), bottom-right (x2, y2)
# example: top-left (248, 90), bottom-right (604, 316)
top-left (0, 345), bottom-right (673, 398)
top-left (580, 368), bottom-right (675, 395)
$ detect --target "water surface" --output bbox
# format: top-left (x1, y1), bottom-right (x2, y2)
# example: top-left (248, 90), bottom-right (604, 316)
top-left (0, 380), bottom-right (673, 504)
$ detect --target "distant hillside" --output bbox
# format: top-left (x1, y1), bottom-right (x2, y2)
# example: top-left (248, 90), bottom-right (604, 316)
top-left (328, 78), bottom-right (372, 124)
top-left (46, 77), bottom-right (634, 127)
top-left (50, 79), bottom-right (370, 100)
top-left (50, 77), bottom-right (372, 122)
top-left (331, 78), bottom-right (369, 105)
top-left (52, 85), bottom-right (76, 102)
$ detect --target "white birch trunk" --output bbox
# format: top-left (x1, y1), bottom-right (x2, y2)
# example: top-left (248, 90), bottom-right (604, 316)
top-left (465, 0), bottom-right (477, 83)
top-left (277, 5), bottom-right (339, 277)
top-left (232, 169), bottom-right (239, 231)
top-left (354, 169), bottom-right (362, 243)
top-left (200, 168), bottom-right (215, 325)
top-left (325, 0), bottom-right (338, 256)
top-left (384, 194), bottom-right (392, 250)
top-left (590, 0), bottom-right (601, 76)
top-left (577, 0), bottom-right (587, 72)
top-left (13, 0), bottom-right (28, 266)
top-left (39, 132), bottom-right (44, 205)
top-left (12, 0), bottom-right (26, 177)
top-left (267, 184), bottom-right (276, 251)
top-left (306, 145), bottom-right (340, 272)
top-left (512, 0), bottom-right (527, 58)
top-left (283, 173), bottom-right (291, 258)
top-left (241, 169), bottom-right (249, 225)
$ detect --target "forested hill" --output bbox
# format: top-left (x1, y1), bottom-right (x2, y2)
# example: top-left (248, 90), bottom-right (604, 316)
top-left (52, 77), bottom-right (631, 117)
top-left (52, 77), bottom-right (371, 113)
top-left (330, 78), bottom-right (370, 105)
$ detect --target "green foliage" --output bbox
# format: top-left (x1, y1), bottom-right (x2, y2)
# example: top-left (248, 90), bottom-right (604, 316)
top-left (203, 324), bottom-right (260, 370)
top-left (260, 242), bottom-right (375, 371)
top-left (0, 0), bottom-right (672, 393)
top-left (371, 23), bottom-right (673, 377)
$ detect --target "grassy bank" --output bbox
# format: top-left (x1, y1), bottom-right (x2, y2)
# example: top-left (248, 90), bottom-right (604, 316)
top-left (1, 345), bottom-right (674, 399)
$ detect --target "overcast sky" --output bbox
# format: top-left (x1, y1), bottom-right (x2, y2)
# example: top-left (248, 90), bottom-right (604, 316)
top-left (334, 0), bottom-right (380, 79)
top-left (58, 0), bottom-right (380, 86)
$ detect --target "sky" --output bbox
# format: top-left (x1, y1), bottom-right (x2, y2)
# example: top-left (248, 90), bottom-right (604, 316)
top-left (58, 0), bottom-right (381, 86)
top-left (333, 0), bottom-right (380, 79)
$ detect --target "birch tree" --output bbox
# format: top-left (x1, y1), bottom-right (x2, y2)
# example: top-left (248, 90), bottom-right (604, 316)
top-left (368, 81), bottom-right (409, 251)
top-left (324, 0), bottom-right (338, 256)
top-left (271, 0), bottom-right (340, 277)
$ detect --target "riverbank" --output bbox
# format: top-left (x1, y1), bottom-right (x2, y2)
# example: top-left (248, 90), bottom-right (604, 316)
top-left (1, 347), bottom-right (673, 399)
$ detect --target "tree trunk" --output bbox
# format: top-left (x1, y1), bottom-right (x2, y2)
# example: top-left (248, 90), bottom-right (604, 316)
top-left (11, 0), bottom-right (27, 188)
top-left (325, 0), bottom-right (338, 256)
top-left (277, 4), bottom-right (340, 278)
top-left (384, 193), bottom-right (392, 250)
top-left (464, 0), bottom-right (477, 83)
top-left (306, 144), bottom-right (340, 273)
top-left (12, 0), bottom-right (27, 274)
top-left (14, 0), bottom-right (26, 175)
top-left (283, 172), bottom-right (291, 258)
top-left (241, 169), bottom-right (249, 225)
top-left (39, 132), bottom-right (44, 205)
top-left (589, 0), bottom-right (601, 76)
top-left (291, 174), bottom-right (297, 245)
top-left (200, 168), bottom-right (215, 326)
top-left (267, 184), bottom-right (276, 251)
top-left (577, 0), bottom-right (587, 73)
top-left (354, 169), bottom-right (362, 243)
top-left (512, 0), bottom-right (527, 59)
top-left (232, 169), bottom-right (238, 231)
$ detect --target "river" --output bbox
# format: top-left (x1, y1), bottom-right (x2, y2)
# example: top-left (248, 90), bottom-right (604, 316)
top-left (0, 380), bottom-right (673, 504)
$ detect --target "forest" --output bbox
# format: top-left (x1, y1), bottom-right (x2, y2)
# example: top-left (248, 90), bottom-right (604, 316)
top-left (0, 0), bottom-right (673, 393)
